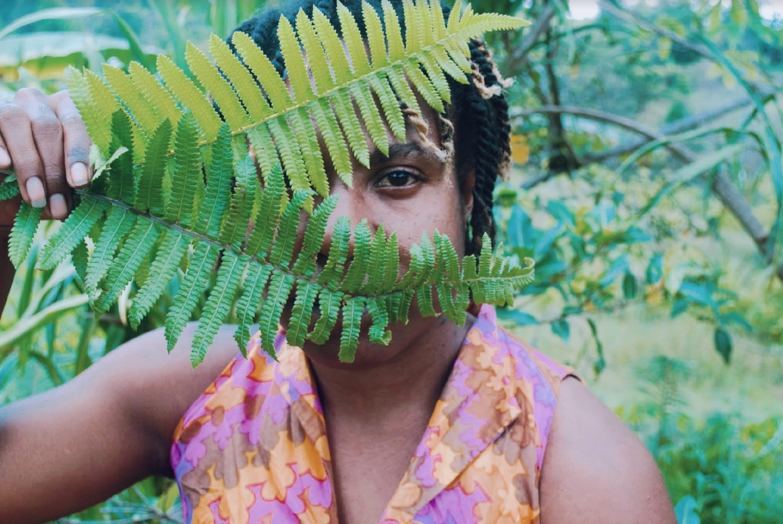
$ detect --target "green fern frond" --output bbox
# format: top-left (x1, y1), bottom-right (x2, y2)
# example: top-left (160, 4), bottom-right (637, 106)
top-left (19, 1), bottom-right (536, 364)
top-left (37, 198), bottom-right (108, 271)
top-left (258, 269), bottom-right (295, 357)
top-left (339, 296), bottom-right (365, 362)
top-left (128, 230), bottom-right (190, 329)
top-left (286, 281), bottom-right (320, 348)
top-left (103, 65), bottom-right (159, 133)
top-left (70, 0), bottom-right (527, 197)
top-left (191, 251), bottom-right (246, 366)
top-left (94, 220), bottom-right (160, 313)
top-left (67, 68), bottom-right (113, 155)
top-left (128, 62), bottom-right (182, 131)
top-left (165, 242), bottom-right (220, 352)
top-left (85, 206), bottom-right (136, 299)
top-left (0, 175), bottom-right (20, 201)
top-left (157, 55), bottom-right (223, 140)
top-left (9, 203), bottom-right (42, 268)
top-left (233, 262), bottom-right (272, 352)
top-left (134, 119), bottom-right (171, 215)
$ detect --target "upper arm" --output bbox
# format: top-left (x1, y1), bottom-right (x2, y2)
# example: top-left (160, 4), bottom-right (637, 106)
top-left (0, 322), bottom-right (241, 524)
top-left (539, 378), bottom-right (676, 524)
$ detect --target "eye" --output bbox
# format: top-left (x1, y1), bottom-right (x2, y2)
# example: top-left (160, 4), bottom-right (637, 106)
top-left (375, 169), bottom-right (420, 188)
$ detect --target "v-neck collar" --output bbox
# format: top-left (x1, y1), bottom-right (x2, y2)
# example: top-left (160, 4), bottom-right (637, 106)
top-left (272, 305), bottom-right (523, 523)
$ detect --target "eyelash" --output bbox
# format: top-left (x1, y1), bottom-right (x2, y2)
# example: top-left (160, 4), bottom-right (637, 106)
top-left (374, 168), bottom-right (423, 189)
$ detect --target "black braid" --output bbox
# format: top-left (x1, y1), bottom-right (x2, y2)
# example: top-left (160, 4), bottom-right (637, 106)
top-left (228, 0), bottom-right (511, 256)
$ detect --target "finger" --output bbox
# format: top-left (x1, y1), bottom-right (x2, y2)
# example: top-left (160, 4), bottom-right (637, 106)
top-left (50, 90), bottom-right (91, 189)
top-left (0, 97), bottom-right (46, 208)
top-left (0, 134), bottom-right (10, 170)
top-left (16, 90), bottom-right (69, 219)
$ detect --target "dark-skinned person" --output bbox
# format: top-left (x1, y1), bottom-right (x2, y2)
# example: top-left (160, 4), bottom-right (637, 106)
top-left (0, 1), bottom-right (676, 523)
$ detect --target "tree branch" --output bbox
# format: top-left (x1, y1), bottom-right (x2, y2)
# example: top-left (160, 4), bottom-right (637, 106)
top-left (513, 104), bottom-right (781, 280)
top-left (597, 0), bottom-right (713, 60)
top-left (582, 93), bottom-right (769, 163)
top-left (504, 4), bottom-right (558, 70)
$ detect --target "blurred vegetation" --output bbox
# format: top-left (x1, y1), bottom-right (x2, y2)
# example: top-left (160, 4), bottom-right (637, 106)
top-left (0, 0), bottom-right (782, 522)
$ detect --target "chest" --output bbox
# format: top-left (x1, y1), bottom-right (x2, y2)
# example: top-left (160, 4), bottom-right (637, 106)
top-left (324, 411), bottom-right (432, 524)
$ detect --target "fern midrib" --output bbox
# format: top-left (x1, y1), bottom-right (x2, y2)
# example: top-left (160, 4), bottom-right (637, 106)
top-left (148, 25), bottom-right (479, 160)
top-left (75, 189), bottom-right (527, 301)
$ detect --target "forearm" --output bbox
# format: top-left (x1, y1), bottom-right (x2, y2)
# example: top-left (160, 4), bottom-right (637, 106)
top-left (0, 228), bottom-right (14, 318)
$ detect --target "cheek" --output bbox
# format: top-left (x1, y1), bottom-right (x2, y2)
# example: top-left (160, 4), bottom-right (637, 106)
top-left (373, 184), bottom-right (466, 269)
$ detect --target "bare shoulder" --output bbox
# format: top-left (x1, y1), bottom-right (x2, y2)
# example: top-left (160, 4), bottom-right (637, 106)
top-left (87, 322), bottom-right (242, 473)
top-left (539, 377), bottom-right (676, 524)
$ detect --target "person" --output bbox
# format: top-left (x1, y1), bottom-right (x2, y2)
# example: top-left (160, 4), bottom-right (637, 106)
top-left (0, 1), bottom-right (676, 523)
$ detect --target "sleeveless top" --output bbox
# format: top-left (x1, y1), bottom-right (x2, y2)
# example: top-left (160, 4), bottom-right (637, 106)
top-left (171, 305), bottom-right (576, 524)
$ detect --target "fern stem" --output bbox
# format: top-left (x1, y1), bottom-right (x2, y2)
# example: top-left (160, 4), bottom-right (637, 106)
top-left (73, 190), bottom-right (530, 302)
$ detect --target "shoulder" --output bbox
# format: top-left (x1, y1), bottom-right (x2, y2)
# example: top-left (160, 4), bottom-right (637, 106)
top-left (87, 322), bottom-right (242, 474)
top-left (539, 377), bottom-right (676, 524)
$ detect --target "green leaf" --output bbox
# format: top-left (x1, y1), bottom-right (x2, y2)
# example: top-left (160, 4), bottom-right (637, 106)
top-left (128, 61), bottom-right (182, 130)
top-left (194, 124), bottom-right (234, 238)
top-left (166, 111), bottom-right (203, 227)
top-left (218, 155), bottom-right (257, 247)
top-left (67, 67), bottom-right (113, 155)
top-left (0, 175), bottom-right (20, 201)
top-left (341, 220), bottom-right (371, 292)
top-left (714, 328), bottom-right (732, 364)
top-left (37, 198), bottom-right (108, 271)
top-left (191, 252), bottom-right (247, 367)
top-left (85, 206), bottom-right (137, 298)
top-left (128, 230), bottom-right (190, 329)
top-left (94, 219), bottom-right (161, 313)
top-left (339, 296), bottom-right (365, 362)
top-left (318, 216), bottom-right (352, 290)
top-left (246, 163), bottom-right (285, 258)
top-left (165, 242), bottom-right (220, 352)
top-left (551, 318), bottom-right (570, 342)
top-left (308, 289), bottom-right (344, 345)
top-left (270, 190), bottom-right (313, 268)
top-left (233, 262), bottom-right (272, 354)
top-left (106, 111), bottom-right (136, 203)
top-left (367, 296), bottom-right (391, 345)
top-left (258, 270), bottom-right (295, 357)
top-left (9, 203), bottom-right (42, 269)
top-left (134, 119), bottom-right (172, 215)
top-left (157, 54), bottom-right (222, 141)
top-left (639, 143), bottom-right (748, 218)
top-left (287, 281), bottom-right (320, 348)
top-left (622, 272), bottom-right (638, 300)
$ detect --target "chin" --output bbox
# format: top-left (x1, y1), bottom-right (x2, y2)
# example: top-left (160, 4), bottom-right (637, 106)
top-left (297, 334), bottom-right (408, 370)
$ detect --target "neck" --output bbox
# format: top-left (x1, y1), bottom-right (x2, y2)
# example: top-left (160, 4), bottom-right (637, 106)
top-left (308, 315), bottom-right (475, 423)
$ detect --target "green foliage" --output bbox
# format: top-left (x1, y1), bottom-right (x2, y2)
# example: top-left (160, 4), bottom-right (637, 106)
top-left (621, 356), bottom-right (783, 524)
top-left (1, 0), bottom-right (534, 365)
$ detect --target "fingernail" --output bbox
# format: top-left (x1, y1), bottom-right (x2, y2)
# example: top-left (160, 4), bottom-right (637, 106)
top-left (71, 162), bottom-right (89, 187)
top-left (0, 148), bottom-right (9, 168)
top-left (50, 194), bottom-right (67, 219)
top-left (26, 178), bottom-right (46, 208)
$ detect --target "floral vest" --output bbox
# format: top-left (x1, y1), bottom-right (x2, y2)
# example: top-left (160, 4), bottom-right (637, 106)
top-left (171, 305), bottom-right (576, 523)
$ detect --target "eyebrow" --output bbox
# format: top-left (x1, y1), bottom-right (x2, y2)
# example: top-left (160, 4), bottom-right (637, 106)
top-left (368, 141), bottom-right (443, 166)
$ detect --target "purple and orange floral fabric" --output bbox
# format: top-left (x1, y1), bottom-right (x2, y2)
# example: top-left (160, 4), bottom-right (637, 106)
top-left (171, 304), bottom-right (575, 523)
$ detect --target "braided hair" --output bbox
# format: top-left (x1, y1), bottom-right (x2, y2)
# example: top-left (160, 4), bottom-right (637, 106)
top-left (230, 0), bottom-right (512, 255)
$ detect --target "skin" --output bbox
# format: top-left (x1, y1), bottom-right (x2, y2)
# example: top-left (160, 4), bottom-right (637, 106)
top-left (0, 88), bottom-right (676, 524)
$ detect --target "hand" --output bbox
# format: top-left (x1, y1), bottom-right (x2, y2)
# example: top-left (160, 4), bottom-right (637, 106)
top-left (0, 89), bottom-right (92, 227)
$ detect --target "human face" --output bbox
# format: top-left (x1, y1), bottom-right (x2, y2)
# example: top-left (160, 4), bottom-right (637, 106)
top-left (276, 99), bottom-right (474, 369)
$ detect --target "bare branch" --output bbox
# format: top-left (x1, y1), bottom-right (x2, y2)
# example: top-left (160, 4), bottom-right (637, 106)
top-left (583, 94), bottom-right (769, 163)
top-left (505, 4), bottom-right (557, 70)
top-left (513, 104), bottom-right (781, 280)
